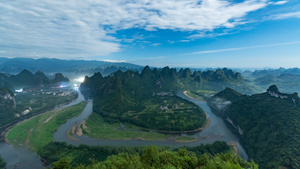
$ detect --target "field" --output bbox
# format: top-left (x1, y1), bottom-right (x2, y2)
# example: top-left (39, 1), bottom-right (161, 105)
top-left (82, 113), bottom-right (171, 140)
top-left (7, 101), bottom-right (86, 152)
top-left (109, 95), bottom-right (208, 132)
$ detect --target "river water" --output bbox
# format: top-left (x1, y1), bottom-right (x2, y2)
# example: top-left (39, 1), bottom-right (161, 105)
top-left (0, 91), bottom-right (248, 169)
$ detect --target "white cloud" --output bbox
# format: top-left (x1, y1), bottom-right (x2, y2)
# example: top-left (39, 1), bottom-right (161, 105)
top-left (187, 31), bottom-right (234, 39)
top-left (273, 1), bottom-right (288, 5)
top-left (151, 43), bottom-right (161, 46)
top-left (0, 0), bottom-right (272, 59)
top-left (186, 41), bottom-right (300, 55)
top-left (269, 11), bottom-right (300, 20)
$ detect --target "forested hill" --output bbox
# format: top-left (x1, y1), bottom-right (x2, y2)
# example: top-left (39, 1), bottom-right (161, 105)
top-left (0, 87), bottom-right (17, 127)
top-left (208, 85), bottom-right (300, 169)
top-left (0, 69), bottom-right (69, 90)
top-left (79, 66), bottom-right (251, 131)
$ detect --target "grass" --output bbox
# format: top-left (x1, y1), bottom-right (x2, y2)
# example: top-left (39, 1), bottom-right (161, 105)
top-left (82, 113), bottom-right (171, 141)
top-left (7, 101), bottom-right (86, 152)
top-left (175, 136), bottom-right (197, 142)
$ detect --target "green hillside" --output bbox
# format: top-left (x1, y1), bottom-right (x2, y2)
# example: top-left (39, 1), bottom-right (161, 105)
top-left (0, 155), bottom-right (5, 169)
top-left (209, 85), bottom-right (300, 168)
top-left (39, 141), bottom-right (256, 169)
top-left (0, 87), bottom-right (17, 127)
top-left (50, 145), bottom-right (257, 169)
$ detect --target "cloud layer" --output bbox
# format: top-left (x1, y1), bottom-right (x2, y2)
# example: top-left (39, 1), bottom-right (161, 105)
top-left (0, 0), bottom-right (277, 59)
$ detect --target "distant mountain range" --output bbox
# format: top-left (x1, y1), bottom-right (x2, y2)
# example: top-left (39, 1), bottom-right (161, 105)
top-left (240, 67), bottom-right (300, 93)
top-left (0, 57), bottom-right (143, 78)
top-left (208, 85), bottom-right (300, 169)
top-left (252, 67), bottom-right (300, 78)
top-left (0, 69), bottom-right (69, 90)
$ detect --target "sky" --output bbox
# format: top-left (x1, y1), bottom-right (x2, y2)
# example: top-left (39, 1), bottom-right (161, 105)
top-left (0, 0), bottom-right (300, 68)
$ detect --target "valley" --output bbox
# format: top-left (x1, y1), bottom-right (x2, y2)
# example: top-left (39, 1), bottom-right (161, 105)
top-left (0, 86), bottom-right (249, 168)
top-left (1, 64), bottom-right (300, 169)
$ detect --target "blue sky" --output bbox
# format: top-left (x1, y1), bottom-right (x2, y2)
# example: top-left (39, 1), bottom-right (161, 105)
top-left (0, 0), bottom-right (300, 68)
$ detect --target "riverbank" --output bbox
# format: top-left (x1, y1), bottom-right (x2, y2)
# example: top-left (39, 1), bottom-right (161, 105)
top-left (79, 113), bottom-right (172, 141)
top-left (4, 106), bottom-right (64, 145)
top-left (69, 117), bottom-right (199, 143)
top-left (0, 92), bottom-right (79, 142)
top-left (6, 102), bottom-right (87, 152)
top-left (228, 142), bottom-right (239, 154)
top-left (183, 91), bottom-right (210, 131)
top-left (175, 136), bottom-right (198, 143)
top-left (67, 124), bottom-right (80, 141)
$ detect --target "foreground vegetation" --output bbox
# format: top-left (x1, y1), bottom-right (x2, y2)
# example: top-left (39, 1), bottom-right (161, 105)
top-left (209, 85), bottom-right (300, 169)
top-left (39, 141), bottom-right (237, 167)
top-left (49, 145), bottom-right (257, 169)
top-left (0, 156), bottom-right (5, 169)
top-left (82, 113), bottom-right (171, 140)
top-left (7, 102), bottom-right (86, 152)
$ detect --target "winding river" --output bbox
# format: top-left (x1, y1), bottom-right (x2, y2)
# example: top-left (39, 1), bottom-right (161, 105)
top-left (0, 90), bottom-right (248, 169)
top-left (54, 91), bottom-right (248, 160)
